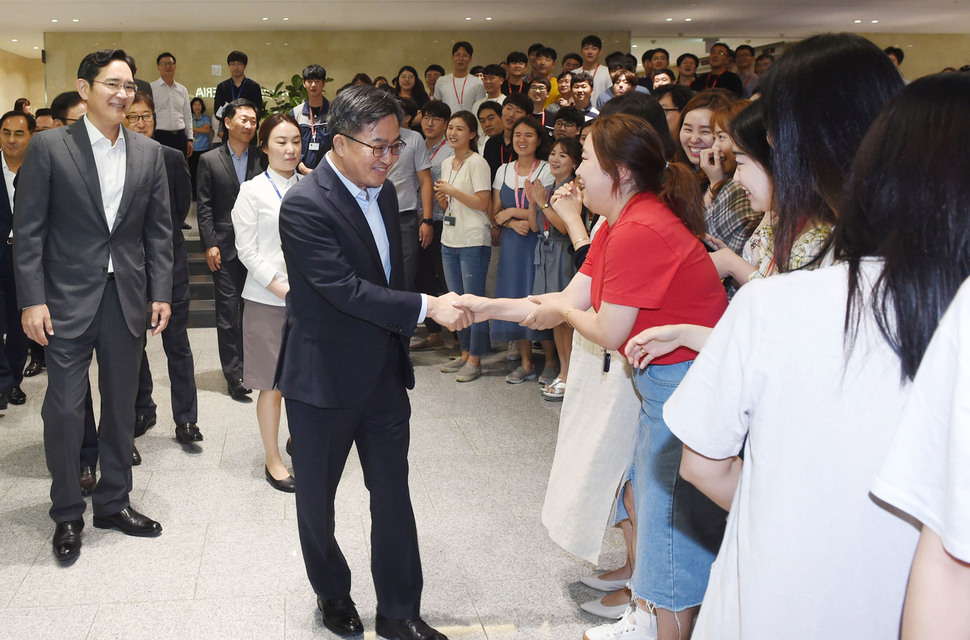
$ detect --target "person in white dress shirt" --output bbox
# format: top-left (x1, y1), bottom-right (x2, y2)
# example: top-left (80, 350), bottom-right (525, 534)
top-left (150, 52), bottom-right (193, 158)
top-left (231, 113), bottom-right (302, 492)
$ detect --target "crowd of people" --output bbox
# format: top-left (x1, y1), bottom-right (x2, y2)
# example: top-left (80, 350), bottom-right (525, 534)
top-left (3, 30), bottom-right (970, 640)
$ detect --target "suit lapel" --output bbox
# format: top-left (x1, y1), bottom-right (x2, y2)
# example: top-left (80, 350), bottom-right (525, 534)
top-left (318, 163), bottom-right (387, 284)
top-left (115, 128), bottom-right (141, 231)
top-left (219, 144), bottom-right (241, 188)
top-left (63, 122), bottom-right (109, 230)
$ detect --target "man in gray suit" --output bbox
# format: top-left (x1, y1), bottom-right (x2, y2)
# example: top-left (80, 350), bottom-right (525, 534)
top-left (14, 49), bottom-right (174, 563)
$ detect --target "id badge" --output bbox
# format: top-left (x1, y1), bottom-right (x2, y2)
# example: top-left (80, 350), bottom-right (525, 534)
top-left (444, 216), bottom-right (457, 227)
top-left (215, 105), bottom-right (225, 118)
top-left (308, 142), bottom-right (320, 151)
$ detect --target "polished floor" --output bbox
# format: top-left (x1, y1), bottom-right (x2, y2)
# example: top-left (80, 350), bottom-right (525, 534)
top-left (0, 327), bottom-right (626, 639)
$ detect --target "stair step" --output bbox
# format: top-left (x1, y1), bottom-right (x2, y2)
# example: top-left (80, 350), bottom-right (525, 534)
top-left (187, 298), bottom-right (216, 328)
top-left (189, 274), bottom-right (214, 299)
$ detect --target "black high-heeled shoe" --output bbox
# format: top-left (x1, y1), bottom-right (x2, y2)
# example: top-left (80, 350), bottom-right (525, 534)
top-left (264, 466), bottom-right (295, 493)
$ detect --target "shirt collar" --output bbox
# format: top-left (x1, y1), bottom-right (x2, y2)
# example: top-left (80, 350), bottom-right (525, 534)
top-left (266, 167), bottom-right (299, 189)
top-left (1, 152), bottom-right (9, 173)
top-left (325, 151), bottom-right (383, 202)
top-left (83, 115), bottom-right (126, 150)
top-left (228, 145), bottom-right (248, 161)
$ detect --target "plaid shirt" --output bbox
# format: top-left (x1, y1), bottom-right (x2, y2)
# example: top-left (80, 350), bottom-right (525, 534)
top-left (746, 216), bottom-right (834, 281)
top-left (705, 179), bottom-right (763, 255)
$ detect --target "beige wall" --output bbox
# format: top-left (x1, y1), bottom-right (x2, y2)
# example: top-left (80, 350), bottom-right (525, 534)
top-left (0, 49), bottom-right (46, 113)
top-left (863, 33), bottom-right (970, 80)
top-left (44, 30), bottom-right (630, 112)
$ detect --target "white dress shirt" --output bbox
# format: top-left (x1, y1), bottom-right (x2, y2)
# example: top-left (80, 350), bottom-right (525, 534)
top-left (325, 152), bottom-right (428, 322)
top-left (150, 78), bottom-right (193, 139)
top-left (1, 152), bottom-right (15, 237)
top-left (232, 168), bottom-right (300, 307)
top-left (84, 115), bottom-right (126, 273)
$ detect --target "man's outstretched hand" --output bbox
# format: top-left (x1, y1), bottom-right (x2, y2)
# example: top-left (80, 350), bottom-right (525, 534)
top-left (427, 292), bottom-right (475, 331)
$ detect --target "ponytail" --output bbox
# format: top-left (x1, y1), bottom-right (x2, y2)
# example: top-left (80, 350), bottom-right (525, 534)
top-left (661, 162), bottom-right (706, 238)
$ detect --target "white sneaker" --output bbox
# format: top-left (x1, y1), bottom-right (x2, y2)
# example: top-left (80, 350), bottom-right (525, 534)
top-left (583, 607), bottom-right (657, 640)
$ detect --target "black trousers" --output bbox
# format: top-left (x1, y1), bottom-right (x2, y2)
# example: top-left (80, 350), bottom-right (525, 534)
top-left (136, 256), bottom-right (198, 423)
top-left (44, 281), bottom-right (142, 522)
top-left (286, 350), bottom-right (423, 619)
top-left (155, 129), bottom-right (189, 157)
top-left (0, 247), bottom-right (27, 390)
top-left (414, 220), bottom-right (446, 334)
top-left (212, 255), bottom-right (247, 384)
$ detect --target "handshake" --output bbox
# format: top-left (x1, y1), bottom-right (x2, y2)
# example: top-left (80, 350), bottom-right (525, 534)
top-left (425, 292), bottom-right (482, 332)
top-left (426, 292), bottom-right (567, 332)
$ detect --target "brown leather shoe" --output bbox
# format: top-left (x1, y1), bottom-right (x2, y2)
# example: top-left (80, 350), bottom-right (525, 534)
top-left (80, 466), bottom-right (97, 496)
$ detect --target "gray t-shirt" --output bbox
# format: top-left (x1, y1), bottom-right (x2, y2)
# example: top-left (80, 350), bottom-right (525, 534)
top-left (387, 127), bottom-right (432, 212)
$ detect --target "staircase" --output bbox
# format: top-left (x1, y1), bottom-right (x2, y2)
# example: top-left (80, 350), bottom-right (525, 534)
top-left (186, 236), bottom-right (216, 328)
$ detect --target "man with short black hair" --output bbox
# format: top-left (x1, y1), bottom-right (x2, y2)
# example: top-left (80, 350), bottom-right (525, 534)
top-left (553, 106), bottom-right (584, 140)
top-left (734, 44), bottom-right (760, 97)
top-left (692, 43), bottom-right (744, 97)
top-left (502, 51), bottom-right (529, 95)
top-left (424, 64), bottom-right (445, 98)
top-left (482, 92), bottom-right (531, 181)
top-left (476, 100), bottom-right (504, 141)
top-left (291, 64), bottom-right (331, 174)
top-left (214, 50), bottom-right (263, 125)
top-left (570, 71), bottom-right (599, 121)
top-left (596, 53), bottom-right (648, 109)
top-left (527, 42), bottom-right (544, 80)
top-left (33, 108), bottom-right (54, 131)
top-left (533, 46), bottom-right (561, 107)
top-left (432, 41), bottom-right (485, 113)
top-left (561, 52), bottom-right (583, 73)
top-left (151, 52), bottom-right (193, 157)
top-left (580, 35), bottom-right (611, 103)
top-left (49, 91), bottom-right (86, 127)
top-left (755, 52), bottom-right (774, 76)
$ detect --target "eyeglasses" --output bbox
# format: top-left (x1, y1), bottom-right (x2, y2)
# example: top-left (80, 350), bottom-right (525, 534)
top-left (125, 114), bottom-right (155, 123)
top-left (662, 106), bottom-right (680, 113)
top-left (93, 80), bottom-right (138, 95)
top-left (342, 134), bottom-right (407, 157)
top-left (554, 121), bottom-right (578, 129)
top-left (0, 129), bottom-right (27, 139)
top-left (159, 61), bottom-right (175, 68)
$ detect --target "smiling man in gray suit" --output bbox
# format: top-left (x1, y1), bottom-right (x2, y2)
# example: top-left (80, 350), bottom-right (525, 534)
top-left (14, 49), bottom-right (173, 563)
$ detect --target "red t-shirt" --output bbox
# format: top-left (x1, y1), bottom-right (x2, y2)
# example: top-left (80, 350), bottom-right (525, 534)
top-left (579, 192), bottom-right (728, 363)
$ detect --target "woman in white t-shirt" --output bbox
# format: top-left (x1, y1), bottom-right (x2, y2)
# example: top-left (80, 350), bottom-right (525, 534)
top-left (433, 111), bottom-right (493, 383)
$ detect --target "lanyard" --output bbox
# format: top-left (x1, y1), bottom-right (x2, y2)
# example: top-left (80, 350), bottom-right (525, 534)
top-left (707, 70), bottom-right (726, 89)
top-left (264, 171), bottom-right (284, 200)
top-left (308, 104), bottom-right (318, 138)
top-left (429, 138), bottom-right (447, 161)
top-left (231, 78), bottom-right (247, 102)
top-left (514, 159), bottom-right (538, 209)
top-left (452, 75), bottom-right (468, 106)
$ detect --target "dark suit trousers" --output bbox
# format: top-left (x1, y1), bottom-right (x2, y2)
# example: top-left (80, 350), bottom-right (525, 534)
top-left (399, 211), bottom-right (419, 293)
top-left (286, 349), bottom-right (423, 619)
top-left (415, 220), bottom-right (446, 334)
top-left (136, 255), bottom-right (198, 423)
top-left (212, 255), bottom-right (247, 384)
top-left (0, 248), bottom-right (27, 390)
top-left (44, 281), bottom-right (142, 522)
top-left (155, 129), bottom-right (189, 158)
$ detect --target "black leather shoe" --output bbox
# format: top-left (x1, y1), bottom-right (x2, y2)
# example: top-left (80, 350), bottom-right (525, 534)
top-left (80, 467), bottom-right (97, 496)
top-left (175, 422), bottom-right (204, 443)
top-left (228, 379), bottom-right (253, 403)
top-left (0, 391), bottom-right (7, 410)
top-left (134, 412), bottom-right (157, 438)
top-left (131, 443), bottom-right (142, 466)
top-left (265, 466), bottom-right (296, 493)
top-left (317, 596), bottom-right (363, 637)
top-left (93, 506), bottom-right (162, 537)
top-left (7, 386), bottom-right (26, 405)
top-left (53, 519), bottom-right (84, 563)
top-left (23, 357), bottom-right (45, 377)
top-left (375, 615), bottom-right (448, 640)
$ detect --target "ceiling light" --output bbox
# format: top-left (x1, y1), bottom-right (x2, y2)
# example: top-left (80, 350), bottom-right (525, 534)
top-left (632, 45), bottom-right (638, 48)
top-left (11, 39), bottom-right (17, 43)
top-left (684, 18), bottom-right (692, 22)
top-left (485, 17), bottom-right (492, 21)
top-left (854, 19), bottom-right (862, 23)
top-left (261, 17), bottom-right (268, 21)
top-left (33, 46), bottom-right (39, 49)
top-left (283, 17), bottom-right (289, 21)
top-left (465, 17), bottom-right (472, 21)
top-left (72, 18), bottom-right (79, 22)
top-left (871, 19), bottom-right (879, 23)
top-left (666, 18), bottom-right (673, 22)
top-left (50, 19), bottom-right (57, 23)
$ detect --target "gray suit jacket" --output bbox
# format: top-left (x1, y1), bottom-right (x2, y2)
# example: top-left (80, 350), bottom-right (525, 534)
top-left (196, 143), bottom-right (261, 262)
top-left (13, 120), bottom-right (174, 339)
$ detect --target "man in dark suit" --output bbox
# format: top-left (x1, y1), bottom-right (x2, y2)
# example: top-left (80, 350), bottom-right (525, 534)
top-left (14, 49), bottom-right (173, 563)
top-left (0, 110), bottom-right (34, 408)
top-left (277, 85), bottom-right (468, 640)
top-left (196, 98), bottom-right (260, 402)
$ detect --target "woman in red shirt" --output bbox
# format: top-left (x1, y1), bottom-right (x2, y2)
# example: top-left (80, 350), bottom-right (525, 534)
top-left (457, 114), bottom-right (728, 640)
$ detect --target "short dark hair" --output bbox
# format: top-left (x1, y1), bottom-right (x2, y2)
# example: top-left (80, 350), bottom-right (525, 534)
top-left (422, 100), bottom-right (452, 121)
top-left (710, 42), bottom-right (732, 56)
top-left (0, 110), bottom-right (35, 132)
top-left (227, 50), bottom-right (248, 66)
top-left (476, 100), bottom-right (503, 119)
top-left (551, 135), bottom-right (583, 167)
top-left (302, 64), bottom-right (327, 81)
top-left (554, 106), bottom-right (585, 129)
top-left (131, 91), bottom-right (155, 112)
top-left (654, 68), bottom-right (677, 83)
top-left (257, 113), bottom-right (300, 151)
top-left (581, 35), bottom-right (603, 50)
top-left (156, 52), bottom-right (176, 65)
top-left (536, 47), bottom-right (558, 62)
top-left (562, 53), bottom-right (583, 67)
top-left (677, 53), bottom-right (700, 67)
top-left (34, 108), bottom-right (52, 119)
top-left (328, 85), bottom-right (403, 139)
top-left (529, 78), bottom-right (551, 92)
top-left (425, 64), bottom-right (445, 76)
top-left (651, 84), bottom-right (696, 111)
top-left (78, 49), bottom-right (135, 85)
top-left (756, 53), bottom-right (775, 64)
top-left (50, 91), bottom-right (84, 123)
top-left (608, 54), bottom-right (637, 73)
top-left (190, 97), bottom-right (206, 113)
top-left (222, 98), bottom-right (257, 126)
top-left (735, 45), bottom-right (755, 57)
top-left (884, 46), bottom-right (904, 64)
top-left (483, 64), bottom-right (506, 79)
top-left (453, 41), bottom-right (473, 56)
top-left (398, 97), bottom-right (418, 120)
top-left (470, 65), bottom-right (484, 76)
top-left (570, 71), bottom-right (594, 86)
top-left (599, 92), bottom-right (675, 160)
top-left (527, 43), bottom-right (544, 55)
top-left (652, 48), bottom-right (670, 61)
top-left (506, 51), bottom-right (528, 65)
top-left (504, 92), bottom-right (534, 115)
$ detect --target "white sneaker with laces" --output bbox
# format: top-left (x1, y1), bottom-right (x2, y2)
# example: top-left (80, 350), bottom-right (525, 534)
top-left (583, 606), bottom-right (657, 640)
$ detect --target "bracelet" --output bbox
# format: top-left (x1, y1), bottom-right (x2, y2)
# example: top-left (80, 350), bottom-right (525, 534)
top-left (572, 237), bottom-right (590, 248)
top-left (564, 307), bottom-right (576, 328)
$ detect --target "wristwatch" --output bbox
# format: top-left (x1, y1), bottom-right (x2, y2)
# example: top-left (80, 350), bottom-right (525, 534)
top-left (420, 218), bottom-right (434, 226)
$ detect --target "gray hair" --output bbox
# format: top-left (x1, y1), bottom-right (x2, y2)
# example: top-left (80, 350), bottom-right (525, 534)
top-left (328, 84), bottom-right (403, 138)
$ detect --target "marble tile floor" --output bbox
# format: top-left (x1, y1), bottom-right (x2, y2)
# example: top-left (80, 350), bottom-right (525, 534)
top-left (0, 328), bottom-right (627, 639)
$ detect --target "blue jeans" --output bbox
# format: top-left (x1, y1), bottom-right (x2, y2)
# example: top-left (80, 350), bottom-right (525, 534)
top-left (440, 244), bottom-right (491, 357)
top-left (630, 361), bottom-right (726, 611)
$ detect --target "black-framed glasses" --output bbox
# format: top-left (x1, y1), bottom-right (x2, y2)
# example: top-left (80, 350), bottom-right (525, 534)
top-left (93, 80), bottom-right (138, 95)
top-left (341, 133), bottom-right (406, 157)
top-left (125, 113), bottom-right (155, 123)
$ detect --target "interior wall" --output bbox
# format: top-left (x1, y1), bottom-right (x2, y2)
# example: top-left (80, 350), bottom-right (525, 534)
top-left (0, 49), bottom-right (46, 112)
top-left (44, 30), bottom-right (630, 112)
top-left (863, 33), bottom-right (969, 80)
